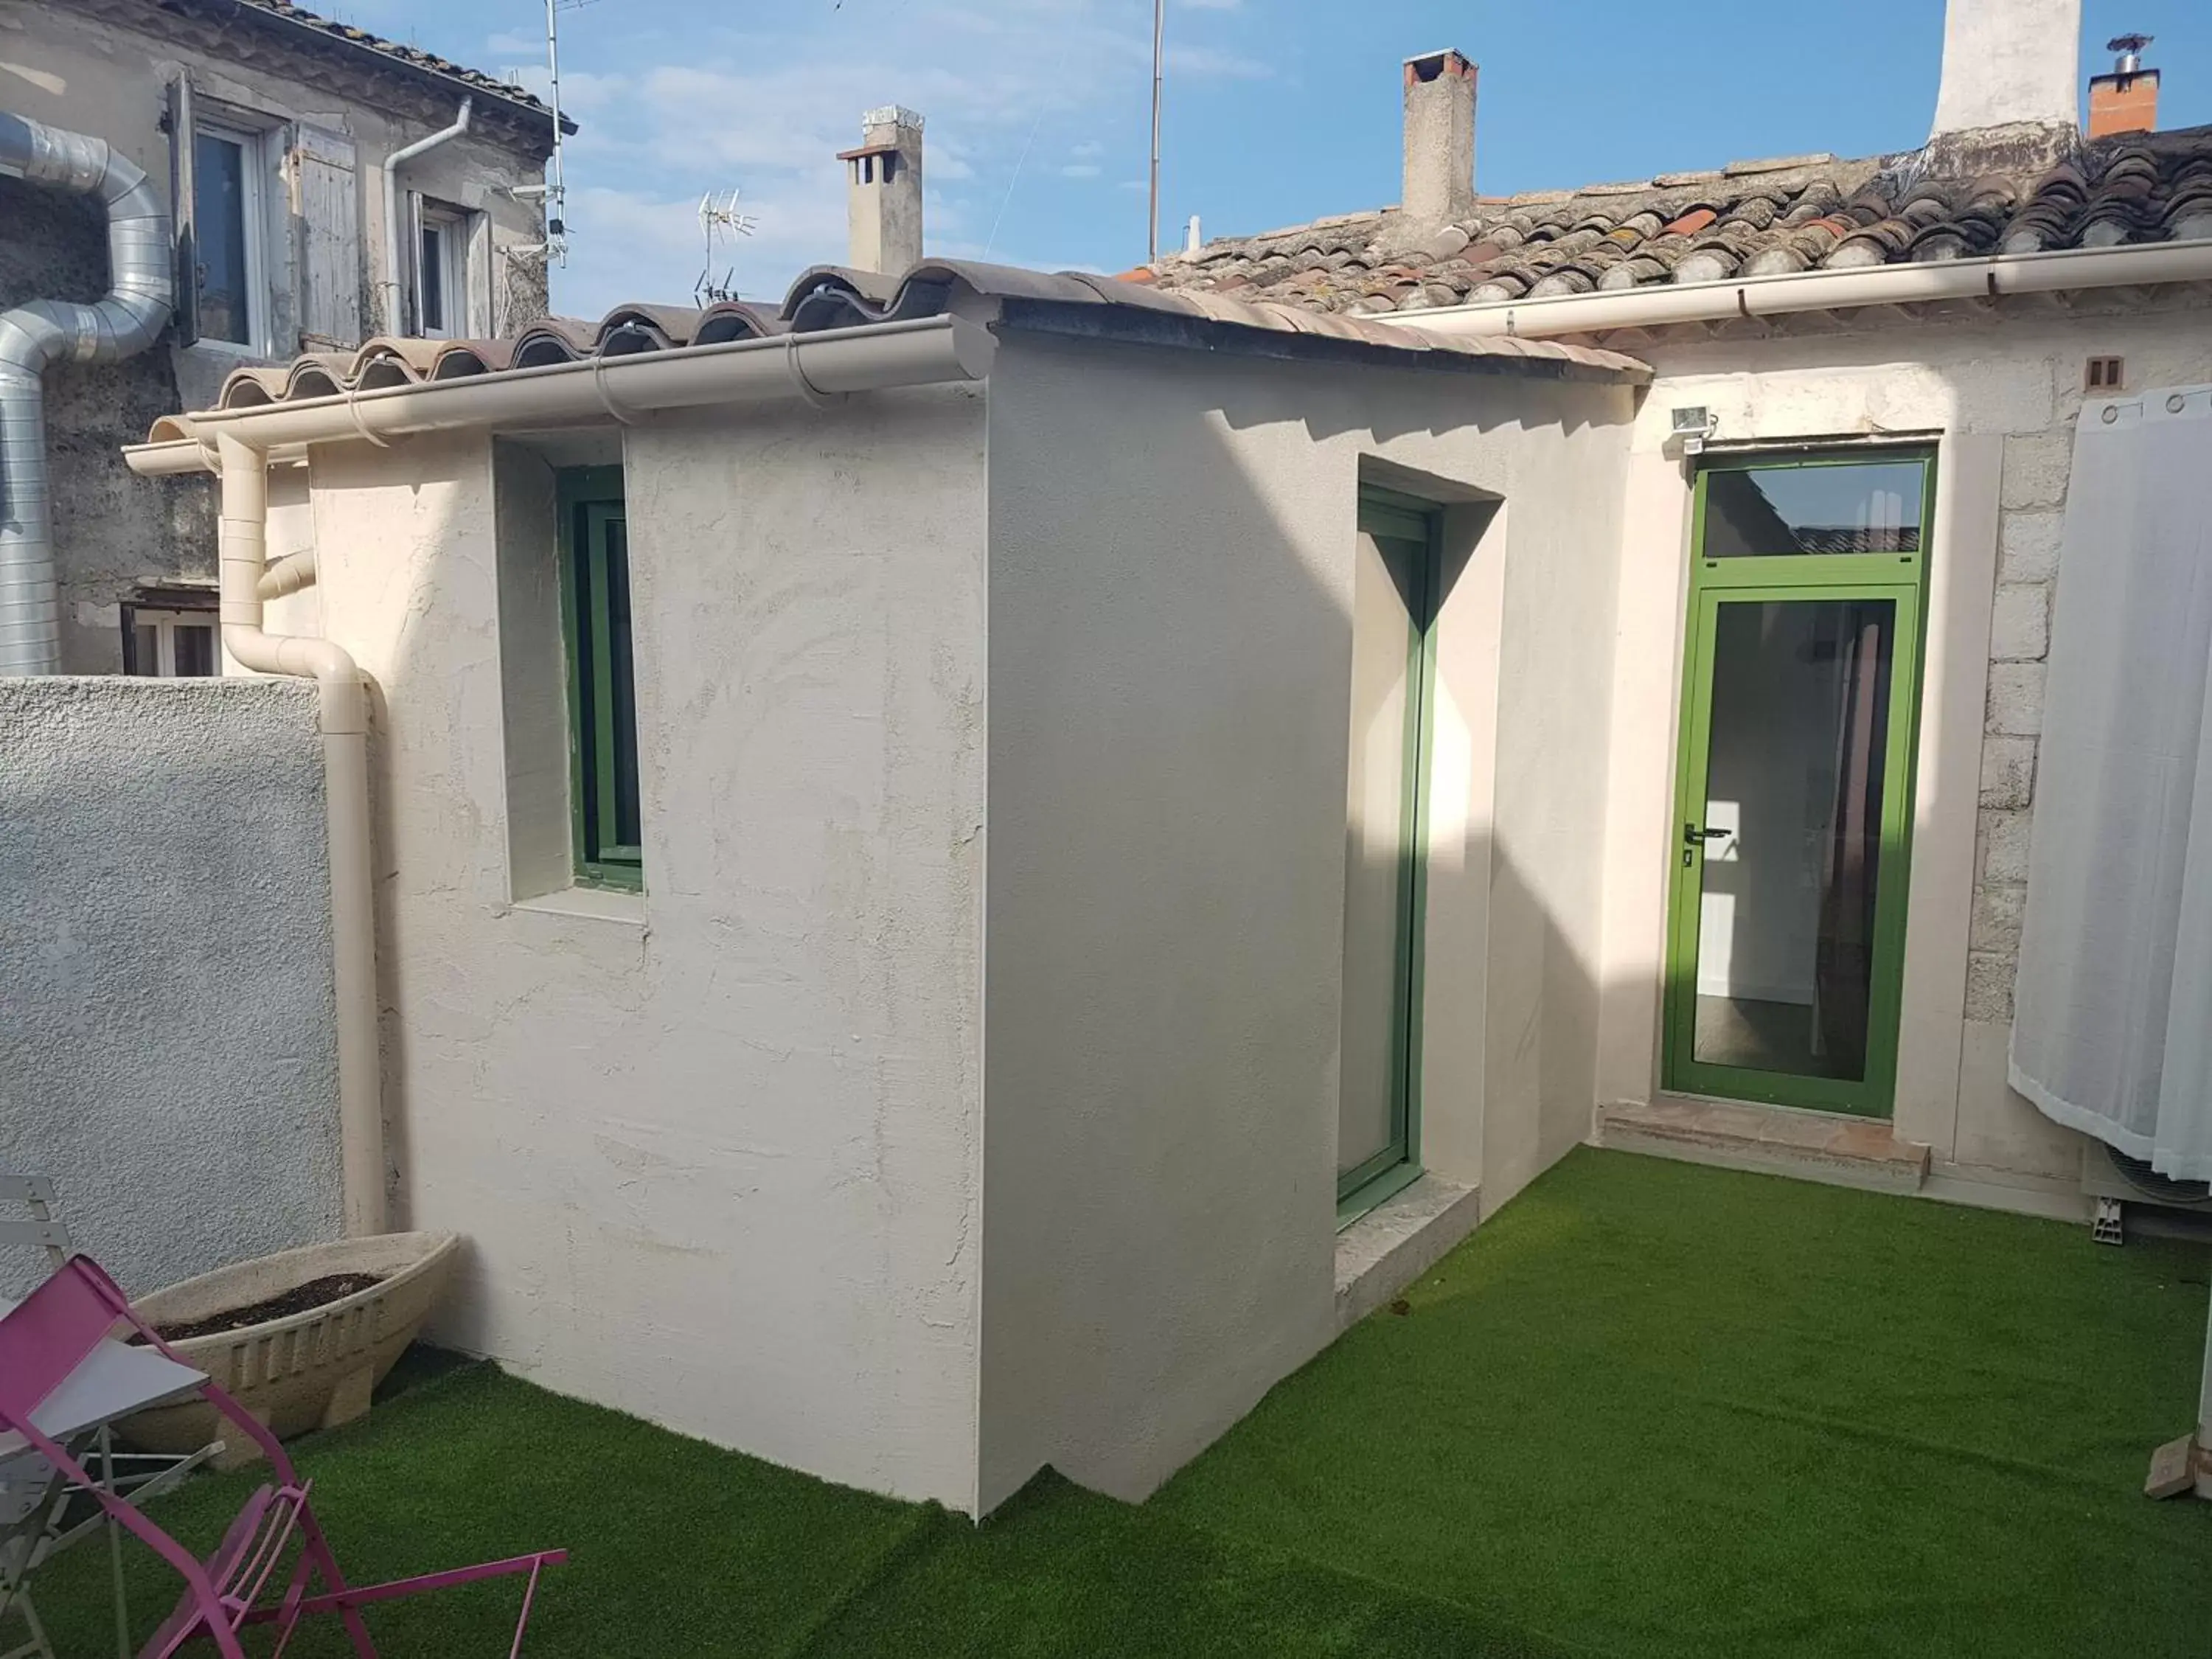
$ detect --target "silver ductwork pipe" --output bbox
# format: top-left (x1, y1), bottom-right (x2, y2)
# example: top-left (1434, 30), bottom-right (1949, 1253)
top-left (0, 109), bottom-right (174, 674)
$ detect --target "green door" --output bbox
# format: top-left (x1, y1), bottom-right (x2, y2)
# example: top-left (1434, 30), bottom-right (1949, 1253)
top-left (1339, 492), bottom-right (1437, 1221)
top-left (1662, 451), bottom-right (1934, 1118)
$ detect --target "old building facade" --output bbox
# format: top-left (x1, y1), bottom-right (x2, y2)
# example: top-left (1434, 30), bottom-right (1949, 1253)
top-left (0, 0), bottom-right (564, 672)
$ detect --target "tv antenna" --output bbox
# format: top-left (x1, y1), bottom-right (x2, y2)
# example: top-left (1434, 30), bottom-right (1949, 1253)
top-left (506, 0), bottom-right (596, 266)
top-left (695, 188), bottom-right (759, 304)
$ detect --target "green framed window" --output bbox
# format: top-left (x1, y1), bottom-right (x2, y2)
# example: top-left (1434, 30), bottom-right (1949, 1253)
top-left (1338, 487), bottom-right (1440, 1225)
top-left (1662, 447), bottom-right (1936, 1118)
top-left (557, 466), bottom-right (643, 891)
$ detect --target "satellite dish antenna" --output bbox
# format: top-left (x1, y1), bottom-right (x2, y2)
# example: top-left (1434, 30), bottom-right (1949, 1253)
top-left (695, 187), bottom-right (759, 304)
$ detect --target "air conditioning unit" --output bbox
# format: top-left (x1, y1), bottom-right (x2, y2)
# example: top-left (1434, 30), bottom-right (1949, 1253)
top-left (2081, 1141), bottom-right (2212, 1244)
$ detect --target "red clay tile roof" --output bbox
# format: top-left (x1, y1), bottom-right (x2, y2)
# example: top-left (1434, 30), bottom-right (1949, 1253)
top-left (1147, 128), bottom-right (2212, 315)
top-left (162, 259), bottom-right (1649, 421)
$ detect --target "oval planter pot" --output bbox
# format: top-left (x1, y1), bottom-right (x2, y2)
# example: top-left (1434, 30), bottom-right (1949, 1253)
top-left (122, 1231), bottom-right (460, 1469)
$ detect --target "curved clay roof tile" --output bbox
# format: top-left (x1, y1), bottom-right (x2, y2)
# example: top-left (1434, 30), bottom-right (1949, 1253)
top-left (1742, 244), bottom-right (1813, 276)
top-left (1672, 246), bottom-right (1742, 285)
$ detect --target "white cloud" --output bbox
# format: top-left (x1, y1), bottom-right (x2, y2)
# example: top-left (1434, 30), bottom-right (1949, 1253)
top-left (521, 0), bottom-right (1266, 313)
top-left (1164, 44), bottom-right (1272, 80)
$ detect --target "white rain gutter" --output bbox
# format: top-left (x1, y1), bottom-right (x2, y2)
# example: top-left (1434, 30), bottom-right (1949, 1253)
top-left (0, 110), bottom-right (173, 674)
top-left (212, 430), bottom-right (384, 1237)
top-left (381, 100), bottom-right (471, 336)
top-left (123, 312), bottom-right (995, 462)
top-left (124, 311), bottom-right (996, 1237)
top-left (1380, 237), bottom-right (2212, 341)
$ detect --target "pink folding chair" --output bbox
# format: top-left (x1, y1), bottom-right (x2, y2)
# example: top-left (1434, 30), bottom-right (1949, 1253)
top-left (0, 1255), bottom-right (564, 1658)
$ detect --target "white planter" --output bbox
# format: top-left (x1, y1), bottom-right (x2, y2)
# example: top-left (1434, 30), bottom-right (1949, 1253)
top-left (122, 1231), bottom-right (459, 1467)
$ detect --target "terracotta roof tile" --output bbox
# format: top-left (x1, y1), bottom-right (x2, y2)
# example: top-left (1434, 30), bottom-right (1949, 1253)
top-left (159, 259), bottom-right (1649, 422)
top-left (1150, 127), bottom-right (2212, 314)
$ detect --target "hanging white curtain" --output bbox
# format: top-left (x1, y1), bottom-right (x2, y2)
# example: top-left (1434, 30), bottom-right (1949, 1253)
top-left (2012, 383), bottom-right (2212, 1180)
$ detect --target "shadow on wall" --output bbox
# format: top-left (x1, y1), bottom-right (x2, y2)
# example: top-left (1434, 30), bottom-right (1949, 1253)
top-left (975, 333), bottom-right (1635, 1507)
top-left (0, 677), bottom-right (341, 1297)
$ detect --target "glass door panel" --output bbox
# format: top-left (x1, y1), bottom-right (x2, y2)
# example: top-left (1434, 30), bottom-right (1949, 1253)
top-left (1340, 508), bottom-right (1433, 1208)
top-left (1666, 585), bottom-right (1919, 1115)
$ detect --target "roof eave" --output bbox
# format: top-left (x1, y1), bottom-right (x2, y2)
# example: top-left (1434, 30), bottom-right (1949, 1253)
top-left (204, 0), bottom-right (571, 139)
top-left (996, 296), bottom-right (1652, 386)
top-left (1375, 235), bottom-right (2212, 344)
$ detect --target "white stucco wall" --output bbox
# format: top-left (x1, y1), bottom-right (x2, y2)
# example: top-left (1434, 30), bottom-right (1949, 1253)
top-left (0, 677), bottom-right (340, 1298)
top-left (1596, 301), bottom-right (2212, 1207)
top-left (975, 330), bottom-right (1635, 1508)
top-left (298, 386), bottom-right (989, 1509)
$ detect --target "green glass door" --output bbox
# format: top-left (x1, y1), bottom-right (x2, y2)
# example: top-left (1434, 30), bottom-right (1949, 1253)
top-left (1340, 493), bottom-right (1436, 1220)
top-left (1662, 451), bottom-right (1934, 1118)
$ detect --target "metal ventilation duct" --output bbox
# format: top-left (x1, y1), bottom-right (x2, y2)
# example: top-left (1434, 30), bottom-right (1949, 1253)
top-left (0, 110), bottom-right (174, 675)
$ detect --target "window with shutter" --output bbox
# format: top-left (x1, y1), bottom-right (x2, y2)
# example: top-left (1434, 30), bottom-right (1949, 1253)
top-left (292, 123), bottom-right (361, 352)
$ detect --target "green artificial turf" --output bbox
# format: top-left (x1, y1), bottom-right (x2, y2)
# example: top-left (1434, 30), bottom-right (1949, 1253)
top-left (24, 1148), bottom-right (2212, 1657)
top-left (1155, 1148), bottom-right (2212, 1658)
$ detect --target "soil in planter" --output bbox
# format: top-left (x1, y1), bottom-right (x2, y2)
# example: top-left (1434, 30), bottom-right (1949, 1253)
top-left (142, 1273), bottom-right (385, 1343)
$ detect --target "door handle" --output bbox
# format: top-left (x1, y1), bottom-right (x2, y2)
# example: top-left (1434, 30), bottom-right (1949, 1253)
top-left (1683, 823), bottom-right (1730, 846)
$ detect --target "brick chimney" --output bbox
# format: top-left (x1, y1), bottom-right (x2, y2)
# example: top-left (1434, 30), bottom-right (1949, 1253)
top-left (838, 105), bottom-right (924, 276)
top-left (1402, 50), bottom-right (1475, 223)
top-left (1928, 0), bottom-right (2081, 170)
top-left (2088, 35), bottom-right (2160, 138)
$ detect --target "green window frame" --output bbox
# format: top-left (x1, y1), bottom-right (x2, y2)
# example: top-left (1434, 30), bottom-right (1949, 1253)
top-left (1661, 446), bottom-right (1938, 1118)
top-left (1338, 485), bottom-right (1440, 1226)
top-left (557, 465), bottom-right (644, 891)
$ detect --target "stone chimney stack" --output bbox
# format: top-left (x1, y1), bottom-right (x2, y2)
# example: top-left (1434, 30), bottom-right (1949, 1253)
top-left (1929, 0), bottom-right (2081, 165)
top-left (840, 105), bottom-right (924, 276)
top-left (1402, 50), bottom-right (1475, 223)
top-left (2088, 35), bottom-right (2160, 138)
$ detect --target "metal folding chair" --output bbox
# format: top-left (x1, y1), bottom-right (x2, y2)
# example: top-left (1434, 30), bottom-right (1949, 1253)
top-left (0, 1172), bottom-right (221, 1658)
top-left (0, 1255), bottom-right (564, 1658)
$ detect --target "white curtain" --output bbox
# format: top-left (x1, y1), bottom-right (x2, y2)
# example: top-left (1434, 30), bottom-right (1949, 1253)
top-left (2012, 383), bottom-right (2212, 1180)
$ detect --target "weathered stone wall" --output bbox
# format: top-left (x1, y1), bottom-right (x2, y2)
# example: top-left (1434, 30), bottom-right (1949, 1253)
top-left (1966, 430), bottom-right (2069, 1022)
top-left (0, 175), bottom-right (217, 673)
top-left (0, 0), bottom-right (559, 672)
top-left (0, 677), bottom-right (340, 1296)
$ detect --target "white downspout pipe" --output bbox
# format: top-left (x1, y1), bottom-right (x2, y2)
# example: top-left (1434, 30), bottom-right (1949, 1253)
top-left (216, 431), bottom-right (383, 1237)
top-left (0, 109), bottom-right (173, 674)
top-left (381, 100), bottom-right (472, 335)
top-left (1382, 237), bottom-right (2212, 341)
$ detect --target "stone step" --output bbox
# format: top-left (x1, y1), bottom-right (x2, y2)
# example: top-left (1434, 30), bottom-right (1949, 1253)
top-left (1335, 1174), bottom-right (1481, 1329)
top-left (1597, 1096), bottom-right (1930, 1194)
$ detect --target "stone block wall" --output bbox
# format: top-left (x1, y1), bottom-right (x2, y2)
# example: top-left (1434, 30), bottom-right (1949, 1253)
top-left (1967, 429), bottom-right (2067, 1023)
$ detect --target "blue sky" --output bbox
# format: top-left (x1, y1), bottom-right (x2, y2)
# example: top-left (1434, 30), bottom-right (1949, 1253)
top-left (326, 0), bottom-right (2209, 317)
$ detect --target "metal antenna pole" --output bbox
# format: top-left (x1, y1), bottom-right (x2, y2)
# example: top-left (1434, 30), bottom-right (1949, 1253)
top-left (1147, 0), bottom-right (1164, 265)
top-left (544, 0), bottom-right (568, 266)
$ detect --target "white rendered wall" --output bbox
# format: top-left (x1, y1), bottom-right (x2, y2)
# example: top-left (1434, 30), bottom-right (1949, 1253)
top-left (1595, 302), bottom-right (2212, 1208)
top-left (1930, 0), bottom-right (2081, 136)
top-left (976, 332), bottom-right (1634, 1509)
top-left (301, 386), bottom-right (989, 1509)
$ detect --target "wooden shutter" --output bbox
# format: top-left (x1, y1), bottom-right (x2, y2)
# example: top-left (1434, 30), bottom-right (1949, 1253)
top-left (290, 122), bottom-right (360, 352)
top-left (166, 74), bottom-right (198, 348)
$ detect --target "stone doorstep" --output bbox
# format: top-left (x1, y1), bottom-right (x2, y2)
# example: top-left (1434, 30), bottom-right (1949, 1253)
top-left (1597, 1097), bottom-right (1931, 1195)
top-left (1335, 1173), bottom-right (1481, 1330)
